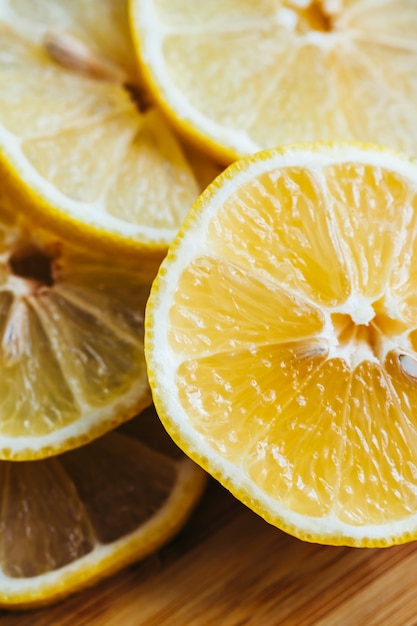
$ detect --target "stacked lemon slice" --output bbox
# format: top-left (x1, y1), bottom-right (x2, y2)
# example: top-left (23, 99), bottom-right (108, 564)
top-left (0, 0), bottom-right (210, 609)
top-left (0, 406), bottom-right (206, 609)
top-left (145, 142), bottom-right (417, 548)
top-left (132, 0), bottom-right (417, 548)
top-left (3, 0), bottom-right (417, 610)
top-left (130, 0), bottom-right (417, 163)
top-left (0, 0), bottom-right (219, 259)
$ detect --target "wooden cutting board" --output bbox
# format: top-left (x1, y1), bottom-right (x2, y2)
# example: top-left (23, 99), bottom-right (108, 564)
top-left (1, 477), bottom-right (417, 626)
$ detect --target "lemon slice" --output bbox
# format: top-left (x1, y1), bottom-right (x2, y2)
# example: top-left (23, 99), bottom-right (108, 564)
top-left (0, 1), bottom-right (218, 259)
top-left (130, 0), bottom-right (417, 163)
top-left (0, 406), bottom-right (206, 610)
top-left (146, 141), bottom-right (417, 547)
top-left (0, 196), bottom-right (153, 461)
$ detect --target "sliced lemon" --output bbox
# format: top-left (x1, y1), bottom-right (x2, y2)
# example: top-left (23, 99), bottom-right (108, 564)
top-left (0, 406), bottom-right (206, 610)
top-left (0, 196), bottom-right (153, 461)
top-left (146, 141), bottom-right (417, 547)
top-left (0, 0), bottom-right (219, 259)
top-left (130, 0), bottom-right (417, 163)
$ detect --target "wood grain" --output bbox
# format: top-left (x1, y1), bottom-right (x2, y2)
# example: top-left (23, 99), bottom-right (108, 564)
top-left (1, 478), bottom-right (417, 625)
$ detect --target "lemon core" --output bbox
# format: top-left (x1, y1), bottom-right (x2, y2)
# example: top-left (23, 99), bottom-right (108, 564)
top-left (282, 1), bottom-right (335, 33)
top-left (9, 247), bottom-right (55, 289)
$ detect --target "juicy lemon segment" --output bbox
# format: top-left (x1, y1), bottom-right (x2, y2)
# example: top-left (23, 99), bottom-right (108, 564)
top-left (0, 203), bottom-right (152, 460)
top-left (0, 407), bottom-right (206, 609)
top-left (207, 167), bottom-right (352, 306)
top-left (146, 143), bottom-right (417, 547)
top-left (130, 0), bottom-right (417, 163)
top-left (170, 257), bottom-right (326, 356)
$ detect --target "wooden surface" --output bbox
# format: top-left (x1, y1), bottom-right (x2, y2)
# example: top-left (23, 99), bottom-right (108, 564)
top-left (1, 478), bottom-right (417, 625)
